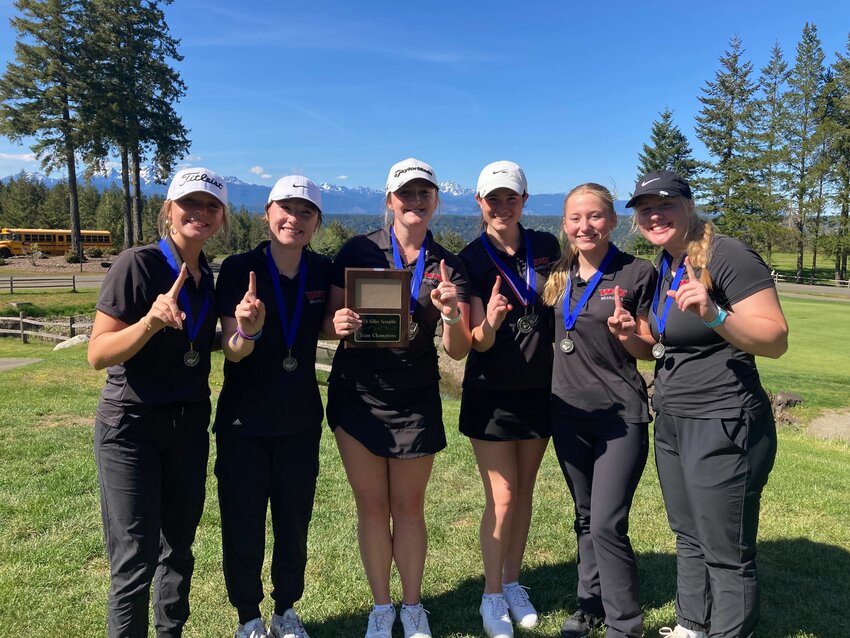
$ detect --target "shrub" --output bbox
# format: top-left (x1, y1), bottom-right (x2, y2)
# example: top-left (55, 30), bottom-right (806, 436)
top-left (65, 252), bottom-right (82, 263)
top-left (87, 248), bottom-right (104, 258)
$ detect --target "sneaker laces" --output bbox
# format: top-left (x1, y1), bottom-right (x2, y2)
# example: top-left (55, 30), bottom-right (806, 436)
top-left (485, 595), bottom-right (511, 620)
top-left (280, 611), bottom-right (307, 638)
top-left (370, 607), bottom-right (395, 632)
top-left (659, 627), bottom-right (695, 638)
top-left (504, 583), bottom-right (532, 609)
top-left (402, 604), bottom-right (429, 630)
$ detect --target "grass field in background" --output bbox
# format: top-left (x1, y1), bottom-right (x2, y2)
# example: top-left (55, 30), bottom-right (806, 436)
top-left (0, 294), bottom-right (848, 637)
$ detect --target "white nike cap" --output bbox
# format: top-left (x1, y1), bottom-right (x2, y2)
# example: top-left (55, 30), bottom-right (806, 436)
top-left (268, 175), bottom-right (323, 212)
top-left (476, 160), bottom-right (528, 198)
top-left (167, 167), bottom-right (228, 206)
top-left (385, 158), bottom-right (438, 193)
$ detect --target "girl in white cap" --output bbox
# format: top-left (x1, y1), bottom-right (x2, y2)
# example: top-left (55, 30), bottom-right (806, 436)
top-left (324, 158), bottom-right (472, 638)
top-left (457, 160), bottom-right (561, 638)
top-left (214, 176), bottom-right (331, 638)
top-left (88, 167), bottom-right (229, 638)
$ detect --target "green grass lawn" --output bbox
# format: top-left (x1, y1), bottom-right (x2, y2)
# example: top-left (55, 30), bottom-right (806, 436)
top-left (0, 294), bottom-right (848, 637)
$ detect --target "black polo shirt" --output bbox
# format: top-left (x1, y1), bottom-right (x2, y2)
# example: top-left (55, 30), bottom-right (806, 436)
top-left (551, 249), bottom-right (657, 422)
top-left (650, 235), bottom-right (774, 417)
top-left (458, 227), bottom-right (561, 391)
top-left (213, 242), bottom-right (331, 436)
top-left (329, 228), bottom-right (470, 391)
top-left (95, 237), bottom-right (217, 425)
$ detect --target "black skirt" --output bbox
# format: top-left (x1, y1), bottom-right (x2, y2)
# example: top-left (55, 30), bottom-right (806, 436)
top-left (327, 383), bottom-right (446, 458)
top-left (459, 387), bottom-right (552, 441)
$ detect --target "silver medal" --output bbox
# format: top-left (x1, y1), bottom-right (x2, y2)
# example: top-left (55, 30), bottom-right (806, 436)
top-left (409, 321), bottom-right (419, 339)
top-left (517, 312), bottom-right (538, 334)
top-left (652, 342), bottom-right (666, 359)
top-left (283, 356), bottom-right (298, 372)
top-left (183, 349), bottom-right (200, 367)
top-left (559, 337), bottom-right (575, 354)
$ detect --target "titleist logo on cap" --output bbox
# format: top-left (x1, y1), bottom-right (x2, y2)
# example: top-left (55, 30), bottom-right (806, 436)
top-left (394, 166), bottom-right (433, 178)
top-left (178, 171), bottom-right (224, 191)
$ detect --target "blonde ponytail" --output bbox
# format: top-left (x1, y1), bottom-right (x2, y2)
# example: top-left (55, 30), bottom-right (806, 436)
top-left (681, 198), bottom-right (715, 289)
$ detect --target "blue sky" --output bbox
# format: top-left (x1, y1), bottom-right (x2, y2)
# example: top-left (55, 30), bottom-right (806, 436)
top-left (1, 0), bottom-right (849, 197)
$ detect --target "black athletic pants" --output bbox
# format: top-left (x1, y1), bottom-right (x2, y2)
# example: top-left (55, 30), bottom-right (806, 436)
top-left (654, 407), bottom-right (776, 638)
top-left (215, 427), bottom-right (321, 624)
top-left (552, 414), bottom-right (649, 638)
top-left (94, 401), bottom-right (210, 638)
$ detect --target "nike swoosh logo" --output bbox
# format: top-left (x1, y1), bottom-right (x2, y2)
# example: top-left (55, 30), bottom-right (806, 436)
top-left (641, 177), bottom-right (661, 187)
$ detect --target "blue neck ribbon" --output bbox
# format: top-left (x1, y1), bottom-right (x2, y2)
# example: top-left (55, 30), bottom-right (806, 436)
top-left (158, 238), bottom-right (210, 345)
top-left (266, 247), bottom-right (307, 351)
top-left (563, 244), bottom-right (618, 332)
top-left (390, 226), bottom-right (429, 317)
top-left (479, 226), bottom-right (535, 308)
top-left (651, 252), bottom-right (688, 338)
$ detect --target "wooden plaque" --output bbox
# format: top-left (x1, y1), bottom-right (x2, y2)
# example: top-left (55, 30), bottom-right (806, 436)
top-left (344, 268), bottom-right (411, 348)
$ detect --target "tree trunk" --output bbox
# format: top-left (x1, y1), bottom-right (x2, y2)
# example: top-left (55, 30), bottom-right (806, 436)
top-left (120, 148), bottom-right (132, 249)
top-left (65, 145), bottom-right (82, 260)
top-left (131, 147), bottom-right (143, 244)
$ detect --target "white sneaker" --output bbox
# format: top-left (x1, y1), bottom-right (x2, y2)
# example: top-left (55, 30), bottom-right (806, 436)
top-left (659, 626), bottom-right (707, 638)
top-left (503, 583), bottom-right (539, 628)
top-left (270, 608), bottom-right (310, 638)
top-left (235, 617), bottom-right (269, 638)
top-left (480, 594), bottom-right (514, 638)
top-left (400, 603), bottom-right (432, 638)
top-left (365, 605), bottom-right (397, 638)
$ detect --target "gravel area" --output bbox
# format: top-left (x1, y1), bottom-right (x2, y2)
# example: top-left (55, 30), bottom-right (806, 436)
top-left (806, 409), bottom-right (850, 442)
top-left (0, 254), bottom-right (117, 274)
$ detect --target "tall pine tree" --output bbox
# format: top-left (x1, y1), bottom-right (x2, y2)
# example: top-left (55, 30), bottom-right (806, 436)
top-left (784, 22), bottom-right (826, 282)
top-left (0, 0), bottom-right (89, 257)
top-left (84, 0), bottom-right (189, 247)
top-left (636, 108), bottom-right (699, 183)
top-left (830, 34), bottom-right (850, 280)
top-left (695, 36), bottom-right (758, 236)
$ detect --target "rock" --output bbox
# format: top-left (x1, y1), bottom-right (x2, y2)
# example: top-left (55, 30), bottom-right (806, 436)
top-left (53, 334), bottom-right (90, 350)
top-left (774, 391), bottom-right (804, 410)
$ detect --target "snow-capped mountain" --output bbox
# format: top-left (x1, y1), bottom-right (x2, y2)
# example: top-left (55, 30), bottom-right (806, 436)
top-left (1, 169), bottom-right (628, 215)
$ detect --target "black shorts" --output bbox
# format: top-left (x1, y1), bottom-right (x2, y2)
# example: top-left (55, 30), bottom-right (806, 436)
top-left (326, 383), bottom-right (446, 459)
top-left (459, 387), bottom-right (552, 441)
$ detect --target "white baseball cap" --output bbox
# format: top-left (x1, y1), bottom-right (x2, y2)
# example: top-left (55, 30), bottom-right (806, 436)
top-left (385, 158), bottom-right (438, 193)
top-left (167, 167), bottom-right (228, 206)
top-left (268, 175), bottom-right (323, 212)
top-left (476, 160), bottom-right (528, 198)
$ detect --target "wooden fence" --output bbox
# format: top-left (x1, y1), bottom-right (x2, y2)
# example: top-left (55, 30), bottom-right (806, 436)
top-left (0, 276), bottom-right (78, 293)
top-left (0, 312), bottom-right (92, 343)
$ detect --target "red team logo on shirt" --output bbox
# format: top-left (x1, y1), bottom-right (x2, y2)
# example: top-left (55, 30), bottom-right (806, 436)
top-left (598, 287), bottom-right (627, 301)
top-left (305, 290), bottom-right (326, 304)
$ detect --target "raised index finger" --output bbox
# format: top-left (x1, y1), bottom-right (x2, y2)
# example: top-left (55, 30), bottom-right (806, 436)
top-left (440, 259), bottom-right (450, 284)
top-left (491, 275), bottom-right (502, 297)
top-left (167, 263), bottom-right (188, 299)
top-left (684, 256), bottom-right (698, 285)
top-left (247, 271), bottom-right (257, 297)
top-left (613, 285), bottom-right (622, 311)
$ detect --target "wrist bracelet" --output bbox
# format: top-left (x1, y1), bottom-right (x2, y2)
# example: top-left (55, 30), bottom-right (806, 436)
top-left (703, 306), bottom-right (728, 328)
top-left (236, 325), bottom-right (263, 341)
top-left (141, 317), bottom-right (152, 332)
top-left (441, 307), bottom-right (462, 325)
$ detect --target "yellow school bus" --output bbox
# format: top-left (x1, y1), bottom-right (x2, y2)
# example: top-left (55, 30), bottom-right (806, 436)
top-left (0, 228), bottom-right (113, 258)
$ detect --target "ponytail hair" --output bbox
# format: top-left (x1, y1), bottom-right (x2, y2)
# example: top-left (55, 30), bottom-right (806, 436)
top-left (542, 183), bottom-right (617, 306)
top-left (680, 198), bottom-right (715, 289)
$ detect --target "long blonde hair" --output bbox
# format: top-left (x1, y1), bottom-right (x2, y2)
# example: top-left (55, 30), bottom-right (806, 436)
top-left (542, 183), bottom-right (617, 306)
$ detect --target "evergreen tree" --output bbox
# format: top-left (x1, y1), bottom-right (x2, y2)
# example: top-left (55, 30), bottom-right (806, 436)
top-left (636, 108), bottom-right (699, 183)
top-left (0, 173), bottom-right (48, 227)
top-left (695, 35), bottom-right (758, 235)
top-left (830, 34), bottom-right (850, 280)
top-left (748, 41), bottom-right (791, 266)
top-left (78, 182), bottom-right (100, 229)
top-left (784, 22), bottom-right (826, 282)
top-left (0, 0), bottom-right (89, 256)
top-left (83, 0), bottom-right (189, 247)
top-left (41, 180), bottom-right (69, 228)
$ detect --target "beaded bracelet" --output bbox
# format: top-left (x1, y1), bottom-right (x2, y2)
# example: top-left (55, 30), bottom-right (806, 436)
top-left (236, 325), bottom-right (263, 341)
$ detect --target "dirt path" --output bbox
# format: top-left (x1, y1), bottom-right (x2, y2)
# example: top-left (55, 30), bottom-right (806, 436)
top-left (0, 358), bottom-right (41, 372)
top-left (806, 409), bottom-right (850, 443)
